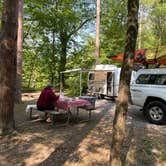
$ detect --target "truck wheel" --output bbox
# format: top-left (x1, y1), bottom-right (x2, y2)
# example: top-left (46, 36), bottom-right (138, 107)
top-left (145, 101), bottom-right (166, 125)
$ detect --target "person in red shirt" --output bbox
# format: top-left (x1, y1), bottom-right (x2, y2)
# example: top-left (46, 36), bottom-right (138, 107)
top-left (37, 84), bottom-right (59, 111)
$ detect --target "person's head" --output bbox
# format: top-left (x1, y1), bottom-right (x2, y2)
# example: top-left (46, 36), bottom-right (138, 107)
top-left (45, 84), bottom-right (54, 89)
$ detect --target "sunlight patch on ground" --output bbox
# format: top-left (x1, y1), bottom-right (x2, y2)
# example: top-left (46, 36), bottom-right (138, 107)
top-left (125, 139), bottom-right (137, 166)
top-left (1, 95), bottom-right (165, 166)
top-left (64, 107), bottom-right (113, 166)
top-left (0, 156), bottom-right (10, 166)
top-left (24, 143), bottom-right (55, 166)
top-left (22, 92), bottom-right (40, 101)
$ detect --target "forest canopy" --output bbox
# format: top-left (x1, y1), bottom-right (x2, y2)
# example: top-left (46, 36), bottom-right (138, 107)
top-left (1, 0), bottom-right (165, 92)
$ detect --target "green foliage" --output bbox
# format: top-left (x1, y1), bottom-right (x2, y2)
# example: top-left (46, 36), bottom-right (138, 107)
top-left (65, 75), bottom-right (80, 96)
top-left (100, 0), bottom-right (128, 58)
top-left (23, 0), bottom-right (96, 91)
top-left (20, 0), bottom-right (166, 93)
top-left (138, 0), bottom-right (166, 48)
top-left (65, 37), bottom-right (95, 96)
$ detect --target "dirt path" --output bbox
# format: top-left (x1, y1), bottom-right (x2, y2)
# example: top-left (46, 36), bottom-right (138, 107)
top-left (0, 93), bottom-right (165, 166)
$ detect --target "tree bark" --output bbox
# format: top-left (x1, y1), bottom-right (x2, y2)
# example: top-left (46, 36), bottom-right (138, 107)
top-left (50, 31), bottom-right (56, 85)
top-left (95, 0), bottom-right (101, 65)
top-left (59, 31), bottom-right (68, 86)
top-left (15, 0), bottom-right (23, 103)
top-left (0, 0), bottom-right (18, 134)
top-left (110, 0), bottom-right (139, 165)
top-left (138, 0), bottom-right (142, 49)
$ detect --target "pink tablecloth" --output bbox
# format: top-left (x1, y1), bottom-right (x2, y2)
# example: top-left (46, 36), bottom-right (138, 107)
top-left (56, 98), bottom-right (92, 112)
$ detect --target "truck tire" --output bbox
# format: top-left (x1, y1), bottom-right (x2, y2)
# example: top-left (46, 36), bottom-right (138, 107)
top-left (145, 101), bottom-right (166, 125)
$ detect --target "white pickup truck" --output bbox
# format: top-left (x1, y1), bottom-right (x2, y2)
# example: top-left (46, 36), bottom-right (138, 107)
top-left (87, 65), bottom-right (166, 124)
top-left (130, 68), bottom-right (166, 124)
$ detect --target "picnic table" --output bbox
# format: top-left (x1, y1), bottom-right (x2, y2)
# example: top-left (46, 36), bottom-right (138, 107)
top-left (56, 97), bottom-right (92, 111)
top-left (56, 97), bottom-right (93, 121)
top-left (26, 96), bottom-right (94, 125)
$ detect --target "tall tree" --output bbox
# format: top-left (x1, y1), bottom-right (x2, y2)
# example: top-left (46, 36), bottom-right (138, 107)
top-left (138, 0), bottom-right (143, 49)
top-left (24, 0), bottom-right (96, 87)
top-left (136, 0), bottom-right (166, 49)
top-left (152, 0), bottom-right (166, 62)
top-left (110, 0), bottom-right (139, 165)
top-left (95, 0), bottom-right (101, 65)
top-left (100, 0), bottom-right (128, 63)
top-left (0, 0), bottom-right (18, 134)
top-left (15, 0), bottom-right (23, 103)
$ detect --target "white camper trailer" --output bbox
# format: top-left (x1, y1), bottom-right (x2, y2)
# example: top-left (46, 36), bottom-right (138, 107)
top-left (60, 64), bottom-right (136, 99)
top-left (88, 64), bottom-right (121, 98)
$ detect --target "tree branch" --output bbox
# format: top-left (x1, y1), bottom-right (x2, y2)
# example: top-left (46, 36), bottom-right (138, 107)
top-left (68, 16), bottom-right (96, 38)
top-left (23, 21), bottom-right (34, 42)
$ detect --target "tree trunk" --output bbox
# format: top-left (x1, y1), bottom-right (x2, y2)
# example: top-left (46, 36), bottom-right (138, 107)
top-left (138, 0), bottom-right (142, 49)
top-left (15, 0), bottom-right (23, 103)
top-left (59, 45), bottom-right (67, 86)
top-left (109, 0), bottom-right (139, 165)
top-left (95, 0), bottom-right (100, 65)
top-left (59, 31), bottom-right (68, 86)
top-left (50, 31), bottom-right (56, 85)
top-left (0, 0), bottom-right (18, 134)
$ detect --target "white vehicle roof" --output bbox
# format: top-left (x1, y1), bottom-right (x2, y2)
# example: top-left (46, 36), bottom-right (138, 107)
top-left (137, 68), bottom-right (166, 75)
top-left (95, 64), bottom-right (118, 71)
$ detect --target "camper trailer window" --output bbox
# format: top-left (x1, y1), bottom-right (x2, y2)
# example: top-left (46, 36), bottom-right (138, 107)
top-left (89, 73), bottom-right (95, 80)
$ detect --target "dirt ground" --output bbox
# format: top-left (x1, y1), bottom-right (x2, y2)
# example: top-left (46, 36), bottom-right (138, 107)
top-left (0, 92), bottom-right (166, 166)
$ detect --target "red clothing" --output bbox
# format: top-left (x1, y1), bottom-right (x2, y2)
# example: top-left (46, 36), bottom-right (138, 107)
top-left (37, 87), bottom-right (59, 108)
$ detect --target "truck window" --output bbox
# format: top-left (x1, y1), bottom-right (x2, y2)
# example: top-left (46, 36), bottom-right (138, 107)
top-left (89, 73), bottom-right (95, 80)
top-left (148, 75), bottom-right (156, 84)
top-left (136, 74), bottom-right (166, 85)
top-left (136, 74), bottom-right (150, 84)
top-left (155, 74), bottom-right (166, 85)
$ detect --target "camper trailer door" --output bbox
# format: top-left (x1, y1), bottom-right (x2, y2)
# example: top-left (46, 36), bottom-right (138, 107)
top-left (107, 72), bottom-right (114, 96)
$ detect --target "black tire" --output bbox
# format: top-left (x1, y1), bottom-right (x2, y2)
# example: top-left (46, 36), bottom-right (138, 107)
top-left (145, 101), bottom-right (166, 125)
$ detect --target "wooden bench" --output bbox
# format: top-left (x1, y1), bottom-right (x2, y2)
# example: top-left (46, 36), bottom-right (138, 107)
top-left (29, 107), bottom-right (71, 126)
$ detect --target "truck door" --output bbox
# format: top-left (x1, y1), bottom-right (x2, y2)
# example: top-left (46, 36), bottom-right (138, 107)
top-left (107, 72), bottom-right (113, 96)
